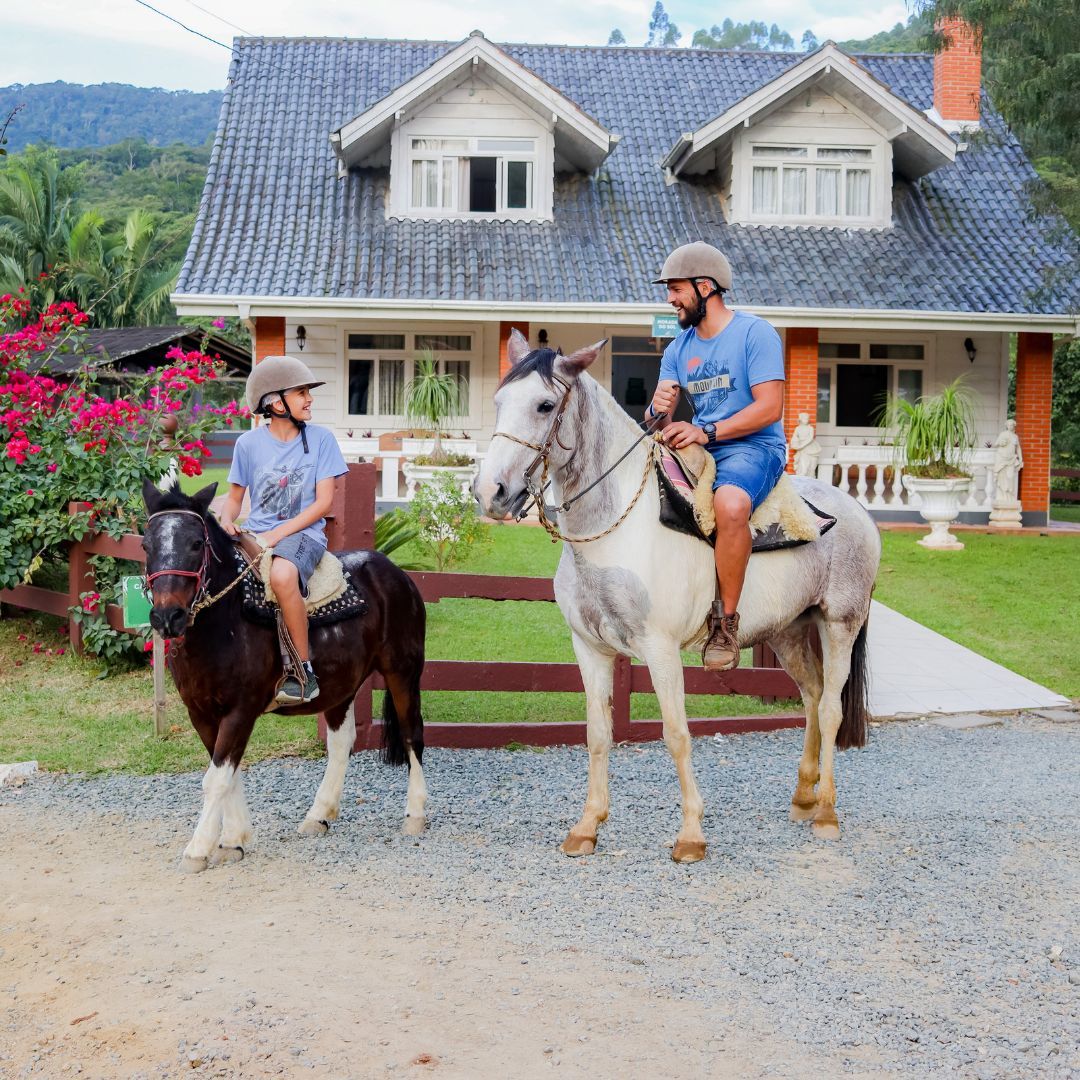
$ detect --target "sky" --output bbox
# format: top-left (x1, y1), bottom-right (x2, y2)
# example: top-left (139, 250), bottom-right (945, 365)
top-left (6, 0), bottom-right (911, 92)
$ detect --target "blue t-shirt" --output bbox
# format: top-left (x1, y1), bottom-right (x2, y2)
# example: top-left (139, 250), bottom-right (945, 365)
top-left (658, 311), bottom-right (787, 458)
top-left (227, 424), bottom-right (348, 545)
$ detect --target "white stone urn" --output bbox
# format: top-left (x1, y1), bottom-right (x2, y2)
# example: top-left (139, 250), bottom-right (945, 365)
top-left (401, 436), bottom-right (476, 457)
top-left (902, 475), bottom-right (973, 550)
top-left (338, 436), bottom-right (380, 461)
top-left (402, 461), bottom-right (479, 500)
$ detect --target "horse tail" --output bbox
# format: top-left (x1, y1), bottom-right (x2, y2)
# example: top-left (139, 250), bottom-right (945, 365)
top-left (380, 688), bottom-right (408, 767)
top-left (836, 615), bottom-right (870, 751)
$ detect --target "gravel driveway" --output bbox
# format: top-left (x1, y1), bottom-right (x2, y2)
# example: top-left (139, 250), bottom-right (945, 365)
top-left (3, 713), bottom-right (1078, 1078)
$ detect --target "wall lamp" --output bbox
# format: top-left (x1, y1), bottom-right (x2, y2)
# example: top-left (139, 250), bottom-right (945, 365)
top-left (295, 324), bottom-right (307, 352)
top-left (964, 336), bottom-right (976, 363)
top-left (538, 328), bottom-right (549, 346)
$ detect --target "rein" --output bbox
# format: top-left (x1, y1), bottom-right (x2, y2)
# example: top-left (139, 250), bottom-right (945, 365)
top-left (144, 509), bottom-right (256, 625)
top-left (491, 381), bottom-right (666, 545)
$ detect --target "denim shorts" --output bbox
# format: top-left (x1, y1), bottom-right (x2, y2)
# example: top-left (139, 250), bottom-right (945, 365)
top-left (264, 532), bottom-right (324, 596)
top-left (708, 441), bottom-right (787, 511)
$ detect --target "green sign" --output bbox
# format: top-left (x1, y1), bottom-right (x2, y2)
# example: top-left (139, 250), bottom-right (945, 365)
top-left (651, 314), bottom-right (680, 339)
top-left (121, 575), bottom-right (153, 629)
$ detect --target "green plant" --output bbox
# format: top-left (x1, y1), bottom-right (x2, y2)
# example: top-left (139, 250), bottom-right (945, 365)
top-left (407, 472), bottom-right (490, 571)
top-left (403, 350), bottom-right (464, 464)
top-left (876, 376), bottom-right (978, 479)
top-left (411, 452), bottom-right (472, 467)
top-left (373, 508), bottom-right (424, 569)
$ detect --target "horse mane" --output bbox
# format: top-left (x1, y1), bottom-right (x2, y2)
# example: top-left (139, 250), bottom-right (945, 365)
top-left (152, 481), bottom-right (231, 553)
top-left (497, 347), bottom-right (563, 390)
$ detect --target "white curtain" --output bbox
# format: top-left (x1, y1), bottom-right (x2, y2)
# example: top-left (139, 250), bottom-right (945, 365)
top-left (816, 168), bottom-right (840, 215)
top-left (752, 166), bottom-right (778, 214)
top-left (846, 169), bottom-right (871, 217)
top-left (379, 359), bottom-right (405, 415)
top-left (782, 167), bottom-right (806, 214)
top-left (445, 360), bottom-right (470, 416)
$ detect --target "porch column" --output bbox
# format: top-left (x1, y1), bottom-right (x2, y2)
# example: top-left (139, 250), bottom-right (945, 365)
top-left (253, 316), bottom-right (286, 362)
top-left (1015, 331), bottom-right (1053, 525)
top-left (499, 320), bottom-right (529, 380)
top-left (783, 327), bottom-right (818, 473)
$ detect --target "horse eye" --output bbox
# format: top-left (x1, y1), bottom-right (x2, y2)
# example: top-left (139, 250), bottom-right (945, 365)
top-left (537, 401), bottom-right (555, 414)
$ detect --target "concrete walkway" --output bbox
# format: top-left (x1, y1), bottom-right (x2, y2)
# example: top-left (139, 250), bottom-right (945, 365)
top-left (866, 599), bottom-right (1071, 717)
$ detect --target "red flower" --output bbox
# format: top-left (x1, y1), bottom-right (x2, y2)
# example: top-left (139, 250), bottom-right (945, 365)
top-left (55, 647), bottom-right (65, 656)
top-left (81, 592), bottom-right (100, 614)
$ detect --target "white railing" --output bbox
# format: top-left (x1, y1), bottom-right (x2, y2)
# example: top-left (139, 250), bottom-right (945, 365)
top-left (823, 447), bottom-right (997, 514)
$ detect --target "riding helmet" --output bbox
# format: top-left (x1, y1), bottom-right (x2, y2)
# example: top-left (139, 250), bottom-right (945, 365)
top-left (651, 241), bottom-right (733, 291)
top-left (245, 355), bottom-right (325, 414)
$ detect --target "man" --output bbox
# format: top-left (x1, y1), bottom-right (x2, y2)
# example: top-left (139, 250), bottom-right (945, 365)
top-left (649, 241), bottom-right (787, 670)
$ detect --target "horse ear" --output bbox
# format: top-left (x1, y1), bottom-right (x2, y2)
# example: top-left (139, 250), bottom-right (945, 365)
top-left (191, 483), bottom-right (219, 516)
top-left (142, 477), bottom-right (164, 513)
top-left (507, 328), bottom-right (532, 365)
top-left (557, 339), bottom-right (608, 377)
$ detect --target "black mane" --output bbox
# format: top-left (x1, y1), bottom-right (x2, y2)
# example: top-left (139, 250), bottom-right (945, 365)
top-left (150, 480), bottom-right (229, 550)
top-left (497, 347), bottom-right (564, 391)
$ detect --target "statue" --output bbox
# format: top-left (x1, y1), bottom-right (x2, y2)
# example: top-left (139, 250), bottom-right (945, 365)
top-left (989, 419), bottom-right (1023, 528)
top-left (790, 412), bottom-right (821, 478)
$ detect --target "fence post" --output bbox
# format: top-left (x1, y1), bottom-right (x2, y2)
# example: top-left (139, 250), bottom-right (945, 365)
top-left (67, 501), bottom-right (96, 655)
top-left (612, 654), bottom-right (632, 742)
top-left (325, 462), bottom-right (377, 552)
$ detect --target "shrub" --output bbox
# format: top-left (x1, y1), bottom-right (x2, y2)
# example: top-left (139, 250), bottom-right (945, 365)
top-left (406, 472), bottom-right (490, 571)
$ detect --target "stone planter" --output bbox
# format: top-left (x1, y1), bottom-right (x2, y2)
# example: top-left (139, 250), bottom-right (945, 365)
top-left (902, 475), bottom-right (973, 550)
top-left (338, 437), bottom-right (380, 461)
top-left (402, 437), bottom-right (476, 457)
top-left (402, 461), bottom-right (479, 500)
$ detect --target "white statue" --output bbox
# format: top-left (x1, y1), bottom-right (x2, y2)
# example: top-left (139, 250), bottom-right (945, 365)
top-left (992, 419), bottom-right (1023, 502)
top-left (790, 412), bottom-right (821, 478)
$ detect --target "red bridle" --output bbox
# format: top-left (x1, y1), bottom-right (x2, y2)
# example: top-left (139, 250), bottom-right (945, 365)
top-left (144, 509), bottom-right (213, 601)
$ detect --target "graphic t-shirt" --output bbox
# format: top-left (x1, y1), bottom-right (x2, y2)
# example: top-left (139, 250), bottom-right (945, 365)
top-left (658, 311), bottom-right (787, 458)
top-left (227, 424), bottom-right (348, 545)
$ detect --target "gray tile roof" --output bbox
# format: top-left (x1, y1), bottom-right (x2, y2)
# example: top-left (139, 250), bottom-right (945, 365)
top-left (177, 38), bottom-right (1079, 315)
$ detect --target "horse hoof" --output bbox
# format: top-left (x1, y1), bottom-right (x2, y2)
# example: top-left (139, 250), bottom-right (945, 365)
top-left (402, 815), bottom-right (426, 836)
top-left (790, 802), bottom-right (816, 822)
top-left (811, 820), bottom-right (841, 841)
top-left (560, 833), bottom-right (596, 857)
top-left (180, 856), bottom-right (208, 874)
top-left (298, 818), bottom-right (329, 837)
top-left (210, 845), bottom-right (245, 867)
top-left (672, 839), bottom-right (707, 864)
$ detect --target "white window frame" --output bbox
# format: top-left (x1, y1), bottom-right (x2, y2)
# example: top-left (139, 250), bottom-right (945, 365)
top-left (815, 336), bottom-right (932, 436)
top-left (343, 327), bottom-right (479, 426)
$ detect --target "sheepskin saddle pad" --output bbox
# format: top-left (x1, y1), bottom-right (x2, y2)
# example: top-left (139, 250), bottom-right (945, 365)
top-left (231, 539), bottom-right (367, 628)
top-left (655, 444), bottom-right (836, 552)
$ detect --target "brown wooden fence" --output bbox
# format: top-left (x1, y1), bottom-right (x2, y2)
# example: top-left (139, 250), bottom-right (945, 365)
top-left (1051, 468), bottom-right (1080, 503)
top-left (0, 464), bottom-right (804, 748)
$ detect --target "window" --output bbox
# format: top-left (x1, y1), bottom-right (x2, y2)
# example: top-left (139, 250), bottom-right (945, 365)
top-left (815, 342), bottom-right (926, 429)
top-left (346, 331), bottom-right (475, 420)
top-left (407, 137), bottom-right (536, 215)
top-left (749, 144), bottom-right (875, 222)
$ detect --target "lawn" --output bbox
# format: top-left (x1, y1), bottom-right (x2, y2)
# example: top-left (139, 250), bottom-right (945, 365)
top-left (1, 519), bottom-right (1076, 774)
top-left (1050, 504), bottom-right (1080, 523)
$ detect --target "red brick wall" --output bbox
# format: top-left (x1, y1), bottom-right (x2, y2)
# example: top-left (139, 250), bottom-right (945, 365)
top-left (253, 316), bottom-right (285, 362)
top-left (1015, 332), bottom-right (1053, 518)
top-left (933, 17), bottom-right (982, 122)
top-left (499, 321), bottom-right (529, 380)
top-left (783, 327), bottom-right (818, 473)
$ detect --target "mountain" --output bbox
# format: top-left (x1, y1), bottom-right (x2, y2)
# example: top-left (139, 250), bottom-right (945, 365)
top-left (1, 82), bottom-right (222, 151)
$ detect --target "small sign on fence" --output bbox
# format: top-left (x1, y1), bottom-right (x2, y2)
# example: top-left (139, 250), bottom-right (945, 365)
top-left (121, 576), bottom-right (168, 737)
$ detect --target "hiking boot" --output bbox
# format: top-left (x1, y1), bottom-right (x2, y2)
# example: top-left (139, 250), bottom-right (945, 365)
top-left (702, 604), bottom-right (740, 671)
top-left (276, 664), bottom-right (319, 705)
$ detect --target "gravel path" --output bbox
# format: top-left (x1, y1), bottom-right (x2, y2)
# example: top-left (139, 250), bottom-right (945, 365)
top-left (4, 713), bottom-right (1078, 1078)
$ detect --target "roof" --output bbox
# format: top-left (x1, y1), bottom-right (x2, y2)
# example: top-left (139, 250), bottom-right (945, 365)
top-left (176, 37), bottom-right (1080, 318)
top-left (39, 326), bottom-right (250, 375)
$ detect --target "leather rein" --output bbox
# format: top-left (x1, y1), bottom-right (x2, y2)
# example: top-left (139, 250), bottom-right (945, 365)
top-left (490, 379), bottom-right (665, 544)
top-left (144, 509), bottom-right (256, 625)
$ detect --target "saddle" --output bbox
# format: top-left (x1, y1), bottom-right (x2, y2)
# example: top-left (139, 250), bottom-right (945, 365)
top-left (656, 444), bottom-right (836, 552)
top-left (231, 534), bottom-right (368, 628)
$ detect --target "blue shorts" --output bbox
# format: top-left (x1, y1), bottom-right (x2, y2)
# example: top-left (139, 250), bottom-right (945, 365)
top-left (708, 441), bottom-right (787, 511)
top-left (267, 532), bottom-right (324, 597)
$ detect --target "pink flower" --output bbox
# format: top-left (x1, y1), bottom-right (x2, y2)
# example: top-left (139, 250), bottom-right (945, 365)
top-left (46, 462), bottom-right (57, 472)
top-left (81, 592), bottom-right (100, 614)
top-left (211, 318), bottom-right (226, 329)
top-left (55, 647), bottom-right (65, 656)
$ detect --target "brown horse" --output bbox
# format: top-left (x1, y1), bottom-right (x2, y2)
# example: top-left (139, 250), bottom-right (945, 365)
top-left (141, 479), bottom-right (427, 873)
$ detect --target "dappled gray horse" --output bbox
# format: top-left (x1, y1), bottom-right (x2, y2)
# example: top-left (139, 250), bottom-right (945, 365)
top-left (475, 332), bottom-right (881, 862)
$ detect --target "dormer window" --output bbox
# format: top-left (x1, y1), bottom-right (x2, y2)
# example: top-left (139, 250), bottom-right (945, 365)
top-left (408, 137), bottom-right (536, 215)
top-left (749, 144), bottom-right (875, 222)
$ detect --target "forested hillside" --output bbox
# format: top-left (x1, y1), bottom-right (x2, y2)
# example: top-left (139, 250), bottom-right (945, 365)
top-left (0, 82), bottom-right (221, 151)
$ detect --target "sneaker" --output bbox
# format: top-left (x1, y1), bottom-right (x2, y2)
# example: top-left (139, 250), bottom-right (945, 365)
top-left (702, 604), bottom-right (740, 671)
top-left (276, 666), bottom-right (319, 705)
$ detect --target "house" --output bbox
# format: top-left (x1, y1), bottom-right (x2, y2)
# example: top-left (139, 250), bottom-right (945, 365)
top-left (173, 25), bottom-right (1079, 524)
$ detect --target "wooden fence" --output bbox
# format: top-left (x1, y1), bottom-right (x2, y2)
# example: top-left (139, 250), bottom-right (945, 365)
top-left (1051, 468), bottom-right (1080, 504)
top-left (0, 464), bottom-right (804, 749)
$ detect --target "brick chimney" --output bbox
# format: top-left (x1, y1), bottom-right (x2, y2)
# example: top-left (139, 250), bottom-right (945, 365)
top-left (932, 17), bottom-right (981, 130)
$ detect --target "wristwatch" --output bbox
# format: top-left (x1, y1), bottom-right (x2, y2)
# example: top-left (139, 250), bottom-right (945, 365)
top-left (701, 422), bottom-right (717, 443)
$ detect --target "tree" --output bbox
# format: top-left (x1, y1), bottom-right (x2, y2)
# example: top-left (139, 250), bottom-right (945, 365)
top-left (607, 29), bottom-right (626, 46)
top-left (801, 30), bottom-right (819, 51)
top-left (646, 2), bottom-right (681, 47)
top-left (691, 19), bottom-right (797, 51)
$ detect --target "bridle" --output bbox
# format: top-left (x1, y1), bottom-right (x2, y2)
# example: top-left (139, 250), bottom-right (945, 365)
top-left (144, 509), bottom-right (255, 625)
top-left (490, 377), bottom-right (666, 544)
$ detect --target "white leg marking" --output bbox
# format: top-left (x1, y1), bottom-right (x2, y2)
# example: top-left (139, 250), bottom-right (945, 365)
top-left (304, 704), bottom-right (355, 827)
top-left (183, 762), bottom-right (235, 862)
top-left (219, 769), bottom-right (253, 849)
top-left (405, 748), bottom-right (427, 821)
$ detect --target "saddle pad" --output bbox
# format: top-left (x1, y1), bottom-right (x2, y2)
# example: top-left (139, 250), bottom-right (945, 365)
top-left (234, 547), bottom-right (368, 628)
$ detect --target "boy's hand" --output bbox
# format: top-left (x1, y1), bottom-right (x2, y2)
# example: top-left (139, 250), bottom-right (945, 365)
top-left (259, 527), bottom-right (287, 549)
top-left (650, 380), bottom-right (679, 418)
top-left (219, 520), bottom-right (240, 537)
top-left (662, 422), bottom-right (708, 449)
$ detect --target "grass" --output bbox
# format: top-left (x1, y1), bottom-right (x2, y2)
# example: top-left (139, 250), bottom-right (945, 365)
top-left (179, 465), bottom-right (230, 495)
top-left (1050, 504), bottom-right (1080, 523)
top-left (3, 520), bottom-right (1076, 774)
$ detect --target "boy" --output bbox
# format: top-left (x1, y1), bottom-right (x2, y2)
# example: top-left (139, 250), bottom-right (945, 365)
top-left (219, 355), bottom-right (348, 704)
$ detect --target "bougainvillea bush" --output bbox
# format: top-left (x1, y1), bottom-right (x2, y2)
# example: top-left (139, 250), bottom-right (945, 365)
top-left (0, 289), bottom-right (247, 661)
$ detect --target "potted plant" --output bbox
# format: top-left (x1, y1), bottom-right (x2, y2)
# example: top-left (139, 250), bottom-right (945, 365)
top-left (878, 376), bottom-right (978, 549)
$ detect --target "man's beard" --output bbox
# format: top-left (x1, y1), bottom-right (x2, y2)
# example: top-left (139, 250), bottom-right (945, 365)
top-left (676, 301), bottom-right (705, 329)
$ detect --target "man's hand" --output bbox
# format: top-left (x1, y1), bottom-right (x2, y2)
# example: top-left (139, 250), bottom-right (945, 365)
top-left (650, 379), bottom-right (679, 419)
top-left (662, 422), bottom-right (708, 449)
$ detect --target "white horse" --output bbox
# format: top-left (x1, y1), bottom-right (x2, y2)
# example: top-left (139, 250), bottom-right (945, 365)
top-left (474, 332), bottom-right (881, 862)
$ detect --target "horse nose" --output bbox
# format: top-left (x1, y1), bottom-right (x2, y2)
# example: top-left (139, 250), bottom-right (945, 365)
top-left (473, 474), bottom-right (508, 518)
top-left (150, 605), bottom-right (187, 639)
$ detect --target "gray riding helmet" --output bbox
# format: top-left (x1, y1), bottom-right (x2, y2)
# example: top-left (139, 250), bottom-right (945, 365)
top-left (651, 241), bottom-right (733, 291)
top-left (245, 355), bottom-right (325, 414)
